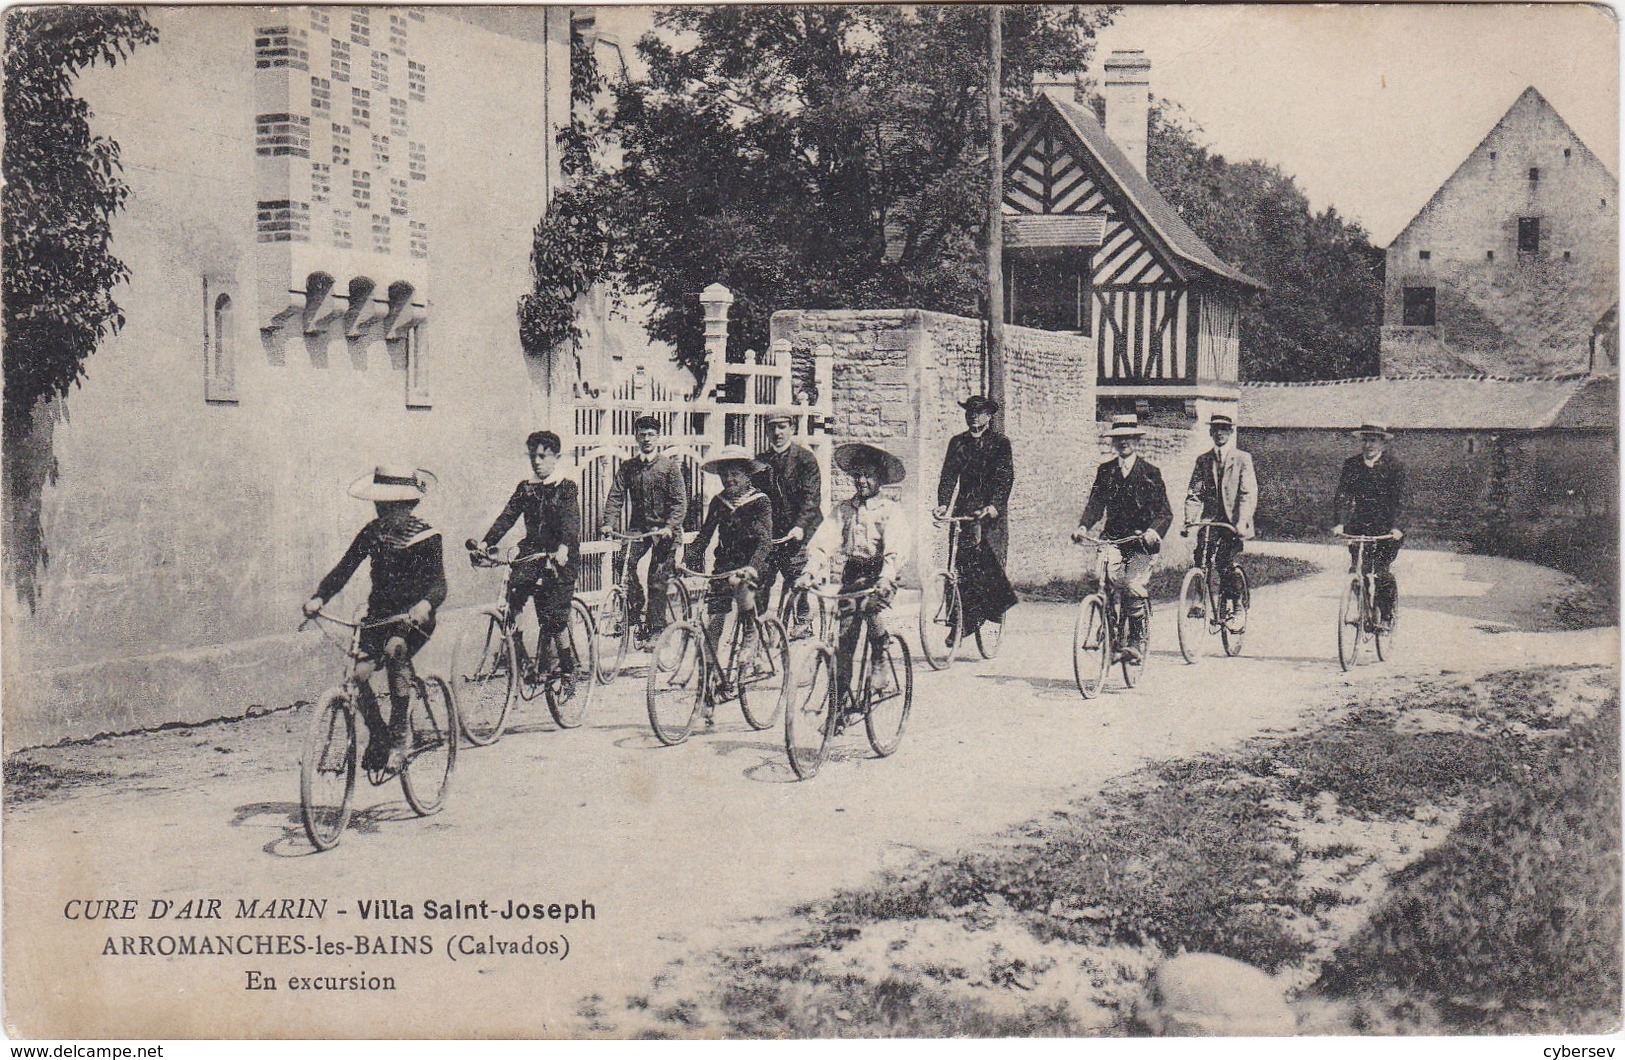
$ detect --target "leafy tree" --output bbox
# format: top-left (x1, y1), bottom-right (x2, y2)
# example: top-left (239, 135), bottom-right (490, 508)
top-left (1145, 100), bottom-right (1383, 381)
top-left (527, 4), bottom-right (1117, 375)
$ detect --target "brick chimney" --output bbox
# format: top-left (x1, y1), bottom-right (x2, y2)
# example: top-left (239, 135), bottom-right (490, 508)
top-left (1104, 49), bottom-right (1151, 176)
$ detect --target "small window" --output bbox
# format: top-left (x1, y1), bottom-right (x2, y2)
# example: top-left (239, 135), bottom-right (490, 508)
top-left (204, 285), bottom-right (239, 403)
top-left (1564, 147), bottom-right (1572, 159)
top-left (1418, 250), bottom-right (1431, 261)
top-left (1486, 250), bottom-right (1495, 262)
top-left (1489, 150), bottom-right (1497, 161)
top-left (1528, 167), bottom-right (1540, 182)
top-left (1563, 250), bottom-right (1572, 262)
top-left (1518, 217), bottom-right (1541, 255)
top-left (1402, 286), bottom-right (1436, 327)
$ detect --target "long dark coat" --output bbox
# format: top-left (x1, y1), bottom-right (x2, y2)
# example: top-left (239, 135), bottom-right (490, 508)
top-left (936, 429), bottom-right (1018, 628)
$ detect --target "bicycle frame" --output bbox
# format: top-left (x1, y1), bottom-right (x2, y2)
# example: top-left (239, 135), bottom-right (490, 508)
top-left (1334, 530), bottom-right (1400, 670)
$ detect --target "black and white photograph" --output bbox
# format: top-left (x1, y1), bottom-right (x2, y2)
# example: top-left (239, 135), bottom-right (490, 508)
top-left (1, 1), bottom-right (1619, 1045)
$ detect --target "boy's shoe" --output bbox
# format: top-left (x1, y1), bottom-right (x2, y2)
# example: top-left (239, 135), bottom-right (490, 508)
top-left (556, 673), bottom-right (577, 703)
top-left (1120, 645), bottom-right (1143, 665)
top-left (869, 662), bottom-right (895, 697)
top-left (788, 620), bottom-right (814, 640)
top-left (362, 736), bottom-right (390, 772)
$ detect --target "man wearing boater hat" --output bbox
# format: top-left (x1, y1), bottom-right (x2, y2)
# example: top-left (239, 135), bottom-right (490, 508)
top-left (752, 409), bottom-right (823, 634)
top-left (934, 395), bottom-right (1019, 644)
top-left (1332, 422), bottom-right (1407, 629)
top-left (304, 464), bottom-right (446, 772)
top-left (1183, 412), bottom-right (1258, 625)
top-left (1071, 414), bottom-right (1174, 665)
top-left (602, 414), bottom-right (688, 648)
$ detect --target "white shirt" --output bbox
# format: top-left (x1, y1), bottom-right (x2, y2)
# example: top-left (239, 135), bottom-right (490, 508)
top-left (1116, 453), bottom-right (1139, 477)
top-left (806, 492), bottom-right (912, 585)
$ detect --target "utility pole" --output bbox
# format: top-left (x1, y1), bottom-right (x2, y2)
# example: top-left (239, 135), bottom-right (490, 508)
top-left (985, 4), bottom-right (1005, 428)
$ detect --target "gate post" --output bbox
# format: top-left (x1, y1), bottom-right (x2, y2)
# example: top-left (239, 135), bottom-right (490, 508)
top-left (699, 283), bottom-right (733, 458)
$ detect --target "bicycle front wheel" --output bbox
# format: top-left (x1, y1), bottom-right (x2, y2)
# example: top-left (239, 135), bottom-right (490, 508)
top-left (1222, 567), bottom-right (1250, 657)
top-left (646, 623), bottom-right (704, 745)
top-left (664, 579), bottom-right (692, 630)
top-left (401, 676), bottom-right (457, 816)
top-left (785, 644), bottom-right (836, 779)
top-left (1176, 567), bottom-right (1209, 664)
top-left (918, 570), bottom-right (961, 671)
top-left (450, 615), bottom-right (515, 747)
top-left (1073, 596), bottom-right (1110, 700)
top-left (737, 616), bottom-right (789, 731)
top-left (865, 633), bottom-right (914, 758)
top-left (547, 598), bottom-right (599, 729)
top-left (1375, 598), bottom-right (1397, 661)
top-left (1337, 578), bottom-right (1364, 671)
top-left (300, 690), bottom-right (357, 851)
top-left (593, 585), bottom-right (630, 684)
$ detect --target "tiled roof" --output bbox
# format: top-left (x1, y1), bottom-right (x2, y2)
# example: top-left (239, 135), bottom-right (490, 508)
top-left (1241, 374), bottom-right (1610, 430)
top-left (1042, 92), bottom-right (1265, 291)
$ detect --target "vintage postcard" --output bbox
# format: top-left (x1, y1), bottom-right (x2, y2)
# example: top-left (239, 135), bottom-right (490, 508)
top-left (2, 2), bottom-right (1618, 1044)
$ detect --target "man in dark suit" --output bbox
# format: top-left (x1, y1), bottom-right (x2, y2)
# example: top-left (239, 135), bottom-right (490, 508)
top-left (601, 414), bottom-right (689, 647)
top-left (1071, 414), bottom-right (1174, 663)
top-left (934, 395), bottom-right (1018, 640)
top-left (1332, 422), bottom-right (1406, 628)
top-left (753, 409), bottom-right (823, 630)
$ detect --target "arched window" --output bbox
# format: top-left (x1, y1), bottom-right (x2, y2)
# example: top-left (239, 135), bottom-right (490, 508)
top-left (205, 286), bottom-right (239, 402)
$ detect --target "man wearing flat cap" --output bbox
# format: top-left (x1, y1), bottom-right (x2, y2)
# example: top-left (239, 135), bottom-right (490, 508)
top-left (602, 414), bottom-right (688, 647)
top-left (1332, 423), bottom-right (1407, 629)
top-left (934, 395), bottom-right (1019, 641)
top-left (753, 410), bottom-right (823, 632)
top-left (1072, 414), bottom-right (1174, 664)
top-left (1183, 412), bottom-right (1257, 626)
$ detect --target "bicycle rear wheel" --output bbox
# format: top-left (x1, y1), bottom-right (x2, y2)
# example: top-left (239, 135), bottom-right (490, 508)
top-left (785, 644), bottom-right (836, 779)
top-left (646, 623), bottom-right (704, 745)
top-left (737, 616), bottom-right (789, 731)
top-left (401, 676), bottom-right (457, 816)
top-left (1337, 578), bottom-right (1364, 671)
top-left (593, 585), bottom-right (630, 684)
top-left (663, 579), bottom-right (692, 630)
top-left (918, 570), bottom-right (961, 671)
top-left (449, 614), bottom-right (515, 747)
top-left (1222, 567), bottom-right (1250, 657)
top-left (865, 633), bottom-right (913, 757)
top-left (1121, 599), bottom-right (1149, 687)
top-left (544, 599), bottom-right (598, 728)
top-left (300, 690), bottom-right (357, 851)
top-left (1176, 567), bottom-right (1209, 664)
top-left (975, 617), bottom-right (1003, 659)
top-left (1072, 596), bottom-right (1110, 700)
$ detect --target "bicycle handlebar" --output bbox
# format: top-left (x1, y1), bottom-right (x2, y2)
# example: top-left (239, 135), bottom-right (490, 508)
top-left (1185, 520), bottom-right (1238, 533)
top-left (674, 563), bottom-right (758, 584)
top-left (1072, 531), bottom-right (1145, 547)
top-left (465, 540), bottom-right (557, 569)
top-left (794, 583), bottom-right (887, 603)
top-left (300, 609), bottom-right (420, 633)
top-left (602, 528), bottom-right (671, 542)
top-left (1334, 530), bottom-right (1402, 543)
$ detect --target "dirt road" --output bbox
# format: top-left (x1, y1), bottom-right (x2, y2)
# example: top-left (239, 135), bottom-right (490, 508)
top-left (4, 545), bottom-right (1614, 1037)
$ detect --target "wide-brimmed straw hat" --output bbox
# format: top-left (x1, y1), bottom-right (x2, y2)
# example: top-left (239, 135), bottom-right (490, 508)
top-left (702, 444), bottom-right (766, 475)
top-left (834, 442), bottom-right (906, 486)
top-left (1106, 414), bottom-right (1146, 438)
top-left (1351, 422), bottom-right (1393, 439)
top-left (348, 464), bottom-right (437, 502)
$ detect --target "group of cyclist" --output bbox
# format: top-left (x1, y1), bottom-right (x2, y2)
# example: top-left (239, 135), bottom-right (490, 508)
top-left (302, 397), bottom-right (1408, 770)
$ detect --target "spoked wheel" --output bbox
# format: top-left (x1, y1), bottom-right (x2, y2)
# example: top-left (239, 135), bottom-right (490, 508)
top-left (400, 676), bottom-right (457, 816)
top-left (593, 585), bottom-right (630, 684)
top-left (975, 616), bottom-right (1003, 659)
top-left (646, 623), bottom-right (704, 745)
top-left (918, 570), bottom-right (962, 671)
top-left (547, 598), bottom-right (599, 728)
top-left (1176, 567), bottom-right (1210, 664)
top-left (300, 690), bottom-right (357, 851)
top-left (864, 633), bottom-right (914, 757)
top-left (1072, 596), bottom-right (1111, 700)
top-left (1375, 599), bottom-right (1397, 661)
top-left (1121, 599), bottom-right (1149, 688)
top-left (1222, 567), bottom-right (1250, 657)
top-left (450, 615), bottom-right (515, 747)
top-left (664, 579), bottom-right (692, 630)
top-left (1337, 578), bottom-right (1365, 671)
top-left (736, 616), bottom-right (790, 731)
top-left (785, 645), bottom-right (836, 779)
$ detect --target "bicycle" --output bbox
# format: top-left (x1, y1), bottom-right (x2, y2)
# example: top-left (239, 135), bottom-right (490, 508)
top-left (593, 528), bottom-right (691, 684)
top-left (645, 564), bottom-right (790, 745)
top-left (768, 530), bottom-right (816, 640)
top-left (1176, 520), bottom-right (1250, 663)
top-left (1334, 530), bottom-right (1402, 671)
top-left (782, 583), bottom-right (915, 780)
top-left (918, 513), bottom-right (1002, 670)
top-left (1070, 532), bottom-right (1153, 699)
top-left (449, 542), bottom-right (597, 745)
top-left (298, 608), bottom-right (458, 852)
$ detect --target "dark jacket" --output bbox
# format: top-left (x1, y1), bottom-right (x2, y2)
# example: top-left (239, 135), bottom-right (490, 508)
top-left (482, 475), bottom-right (581, 581)
top-left (753, 442), bottom-right (823, 541)
top-left (316, 517), bottom-right (448, 619)
top-left (1333, 453), bottom-right (1406, 535)
top-left (937, 430), bottom-right (1015, 516)
top-left (686, 489), bottom-right (773, 578)
top-left (604, 451), bottom-right (687, 532)
top-left (1079, 457), bottom-right (1174, 548)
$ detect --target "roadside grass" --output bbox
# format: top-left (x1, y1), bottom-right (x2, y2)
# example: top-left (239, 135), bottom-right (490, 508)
top-left (621, 665), bottom-right (1619, 1036)
top-left (2, 759), bottom-right (119, 805)
top-left (1016, 552), bottom-right (1318, 604)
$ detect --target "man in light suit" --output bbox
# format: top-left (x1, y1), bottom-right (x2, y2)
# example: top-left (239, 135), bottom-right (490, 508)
top-left (1182, 413), bottom-right (1257, 622)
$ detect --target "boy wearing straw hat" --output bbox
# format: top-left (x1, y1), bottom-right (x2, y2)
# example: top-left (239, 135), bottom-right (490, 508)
top-left (800, 442), bottom-right (913, 702)
top-left (303, 465), bottom-right (446, 772)
top-left (1332, 423), bottom-right (1407, 629)
top-left (1071, 415), bottom-right (1173, 665)
top-left (685, 445), bottom-right (774, 726)
top-left (473, 430), bottom-right (581, 690)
